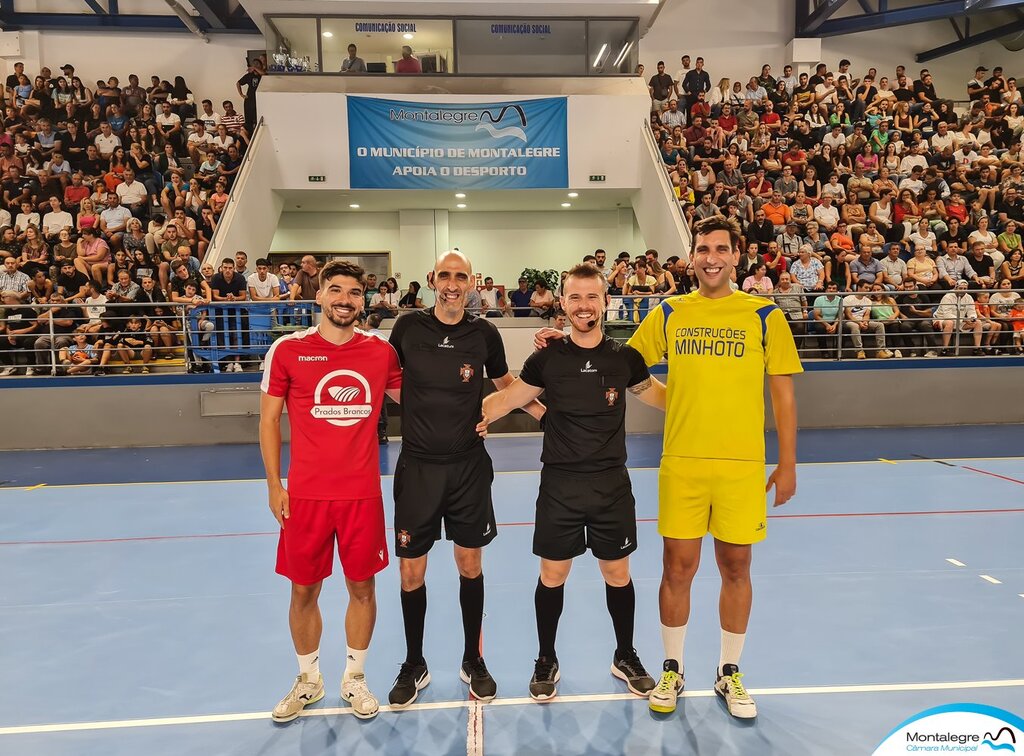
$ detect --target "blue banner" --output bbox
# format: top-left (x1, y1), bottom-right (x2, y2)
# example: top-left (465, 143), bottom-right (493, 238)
top-left (347, 96), bottom-right (568, 190)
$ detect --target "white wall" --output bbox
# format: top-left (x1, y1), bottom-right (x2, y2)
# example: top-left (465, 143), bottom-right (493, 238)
top-left (641, 0), bottom-right (1018, 103)
top-left (0, 30), bottom-right (256, 112)
top-left (270, 208), bottom-right (639, 288)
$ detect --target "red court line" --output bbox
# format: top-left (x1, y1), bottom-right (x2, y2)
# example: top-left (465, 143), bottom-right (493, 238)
top-left (959, 465), bottom-right (1024, 486)
top-left (3, 507), bottom-right (1023, 547)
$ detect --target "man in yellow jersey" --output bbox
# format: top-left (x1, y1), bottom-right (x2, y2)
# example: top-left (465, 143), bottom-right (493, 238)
top-left (629, 215), bottom-right (801, 719)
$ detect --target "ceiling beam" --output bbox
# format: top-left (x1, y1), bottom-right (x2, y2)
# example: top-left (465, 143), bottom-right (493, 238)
top-left (800, 0), bottom-right (855, 34)
top-left (0, 12), bottom-right (257, 32)
top-left (812, 0), bottom-right (1024, 36)
top-left (82, 0), bottom-right (106, 14)
top-left (185, 0), bottom-right (227, 29)
top-left (917, 15), bottom-right (1024, 61)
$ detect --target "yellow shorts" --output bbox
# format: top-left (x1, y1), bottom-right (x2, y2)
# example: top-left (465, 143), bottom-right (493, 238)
top-left (658, 457), bottom-right (768, 545)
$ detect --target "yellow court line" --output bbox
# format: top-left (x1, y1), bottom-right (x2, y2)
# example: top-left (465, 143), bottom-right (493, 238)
top-left (1, 456), bottom-right (1021, 492)
top-left (2, 678), bottom-right (1023, 736)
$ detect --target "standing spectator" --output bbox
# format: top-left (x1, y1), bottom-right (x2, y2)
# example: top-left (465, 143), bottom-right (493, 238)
top-left (682, 57), bottom-right (711, 113)
top-left (649, 61), bottom-right (674, 114)
top-left (341, 44), bottom-right (367, 73)
top-left (394, 46), bottom-right (422, 75)
top-left (236, 58), bottom-right (264, 133)
top-left (289, 255), bottom-right (320, 301)
top-left (247, 258), bottom-right (281, 301)
top-left (508, 276), bottom-right (532, 317)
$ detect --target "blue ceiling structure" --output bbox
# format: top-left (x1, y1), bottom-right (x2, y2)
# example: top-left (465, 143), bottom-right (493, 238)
top-left (0, 0), bottom-right (259, 34)
top-left (795, 0), bottom-right (1024, 61)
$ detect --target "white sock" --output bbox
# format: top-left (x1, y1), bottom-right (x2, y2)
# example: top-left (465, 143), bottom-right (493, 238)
top-left (344, 646), bottom-right (368, 680)
top-left (660, 624), bottom-right (687, 669)
top-left (719, 630), bottom-right (746, 673)
top-left (297, 649), bottom-right (320, 681)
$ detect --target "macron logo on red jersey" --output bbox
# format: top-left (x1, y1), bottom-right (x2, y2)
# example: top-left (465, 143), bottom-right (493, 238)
top-left (299, 355), bottom-right (328, 362)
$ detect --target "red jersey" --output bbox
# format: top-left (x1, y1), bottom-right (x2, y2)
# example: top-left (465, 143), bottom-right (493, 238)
top-left (261, 327), bottom-right (402, 500)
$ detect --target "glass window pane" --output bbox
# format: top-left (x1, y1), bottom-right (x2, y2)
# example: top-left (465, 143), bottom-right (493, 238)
top-left (319, 19), bottom-right (453, 74)
top-left (587, 19), bottom-right (639, 76)
top-left (267, 17), bottom-right (319, 73)
top-left (455, 19), bottom-right (586, 76)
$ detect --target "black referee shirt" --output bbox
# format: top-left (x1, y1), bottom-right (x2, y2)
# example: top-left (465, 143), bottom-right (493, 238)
top-left (389, 308), bottom-right (509, 459)
top-left (519, 336), bottom-right (649, 473)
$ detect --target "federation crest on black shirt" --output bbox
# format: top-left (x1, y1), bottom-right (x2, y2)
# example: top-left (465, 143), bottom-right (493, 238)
top-left (605, 387), bottom-right (619, 406)
top-left (460, 363), bottom-right (474, 382)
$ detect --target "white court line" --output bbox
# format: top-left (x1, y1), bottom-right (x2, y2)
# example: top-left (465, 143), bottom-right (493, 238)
top-left (2, 679), bottom-right (1023, 737)
top-left (466, 700), bottom-right (483, 756)
top-left (980, 574), bottom-right (1003, 584)
top-left (946, 558), bottom-right (966, 567)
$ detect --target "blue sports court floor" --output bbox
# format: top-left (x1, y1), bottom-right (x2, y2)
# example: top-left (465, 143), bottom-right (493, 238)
top-left (1, 427), bottom-right (1022, 755)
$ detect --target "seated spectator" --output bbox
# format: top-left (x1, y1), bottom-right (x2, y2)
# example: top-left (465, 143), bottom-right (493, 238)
top-left (932, 280), bottom-right (983, 355)
top-left (843, 279), bottom-right (892, 358)
top-left (529, 279), bottom-right (556, 318)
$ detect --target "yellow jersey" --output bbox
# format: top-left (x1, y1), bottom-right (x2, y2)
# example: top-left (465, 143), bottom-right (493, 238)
top-left (627, 290), bottom-right (803, 463)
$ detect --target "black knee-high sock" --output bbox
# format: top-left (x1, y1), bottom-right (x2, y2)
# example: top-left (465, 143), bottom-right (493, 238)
top-left (459, 574), bottom-right (484, 662)
top-left (605, 580), bottom-right (635, 656)
top-left (401, 585), bottom-right (427, 666)
top-left (534, 579), bottom-right (564, 659)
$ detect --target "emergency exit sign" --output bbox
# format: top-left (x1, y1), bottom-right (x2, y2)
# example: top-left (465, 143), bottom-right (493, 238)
top-left (589, 174), bottom-right (606, 182)
top-left (308, 175), bottom-right (326, 183)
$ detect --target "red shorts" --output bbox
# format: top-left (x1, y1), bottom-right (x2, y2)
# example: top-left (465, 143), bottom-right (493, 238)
top-left (276, 497), bottom-right (389, 584)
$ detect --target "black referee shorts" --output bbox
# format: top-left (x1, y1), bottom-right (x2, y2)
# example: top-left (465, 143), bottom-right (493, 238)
top-left (393, 445), bottom-right (497, 559)
top-left (533, 466), bottom-right (638, 562)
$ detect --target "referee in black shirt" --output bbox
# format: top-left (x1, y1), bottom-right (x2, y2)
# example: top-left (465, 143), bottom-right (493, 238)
top-left (478, 263), bottom-right (666, 701)
top-left (387, 251), bottom-right (544, 706)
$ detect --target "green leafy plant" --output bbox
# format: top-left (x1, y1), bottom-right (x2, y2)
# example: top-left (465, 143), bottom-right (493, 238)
top-left (520, 267), bottom-right (559, 292)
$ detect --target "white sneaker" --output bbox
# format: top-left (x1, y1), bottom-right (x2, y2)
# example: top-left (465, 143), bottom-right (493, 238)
top-left (714, 664), bottom-right (757, 719)
top-left (893, 350), bottom-right (903, 358)
top-left (271, 673), bottom-right (324, 723)
top-left (25, 367), bottom-right (36, 376)
top-left (341, 673), bottom-right (380, 719)
top-left (648, 661), bottom-right (684, 713)
top-left (924, 350), bottom-right (938, 358)
top-left (0, 366), bottom-right (16, 376)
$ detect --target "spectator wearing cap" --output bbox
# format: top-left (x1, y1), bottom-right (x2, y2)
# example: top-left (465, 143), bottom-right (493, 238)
top-left (932, 279), bottom-right (983, 354)
top-left (967, 67), bottom-right (989, 101)
top-left (508, 276), bottom-right (532, 318)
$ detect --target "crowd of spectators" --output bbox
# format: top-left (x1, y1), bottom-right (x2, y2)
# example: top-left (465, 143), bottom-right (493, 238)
top-left (646, 55), bottom-right (1024, 356)
top-left (0, 58), bottom-right (266, 375)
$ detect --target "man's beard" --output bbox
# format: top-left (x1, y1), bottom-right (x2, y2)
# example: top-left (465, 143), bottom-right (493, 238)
top-left (324, 307), bottom-right (358, 328)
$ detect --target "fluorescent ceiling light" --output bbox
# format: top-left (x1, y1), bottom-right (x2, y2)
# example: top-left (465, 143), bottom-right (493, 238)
top-left (567, 192), bottom-right (578, 198)
top-left (613, 41), bottom-right (634, 68)
top-left (349, 203), bottom-right (360, 208)
top-left (403, 33), bottom-right (414, 39)
top-left (592, 43), bottom-right (608, 69)
top-left (322, 31), bottom-right (333, 38)
top-left (455, 193), bottom-right (466, 198)
top-left (561, 202), bottom-right (572, 208)
top-left (456, 203), bottom-right (467, 208)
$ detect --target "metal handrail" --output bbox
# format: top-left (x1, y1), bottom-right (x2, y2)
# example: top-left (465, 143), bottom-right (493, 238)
top-left (641, 119), bottom-right (693, 253)
top-left (203, 116), bottom-right (265, 266)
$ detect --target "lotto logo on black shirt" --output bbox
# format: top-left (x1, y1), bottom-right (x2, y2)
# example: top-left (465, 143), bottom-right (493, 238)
top-left (389, 309), bottom-right (509, 459)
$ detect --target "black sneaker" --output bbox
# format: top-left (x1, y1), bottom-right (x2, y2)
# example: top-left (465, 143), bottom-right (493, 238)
top-left (460, 656), bottom-right (497, 701)
top-left (529, 656), bottom-right (560, 701)
top-left (388, 660), bottom-right (430, 709)
top-left (610, 647), bottom-right (656, 696)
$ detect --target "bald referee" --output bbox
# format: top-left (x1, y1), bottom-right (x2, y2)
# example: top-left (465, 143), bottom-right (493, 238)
top-left (387, 251), bottom-right (544, 706)
top-left (478, 263), bottom-right (666, 701)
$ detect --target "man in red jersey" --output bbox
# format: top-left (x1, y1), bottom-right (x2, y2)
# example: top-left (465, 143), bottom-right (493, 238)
top-left (260, 260), bottom-right (402, 722)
